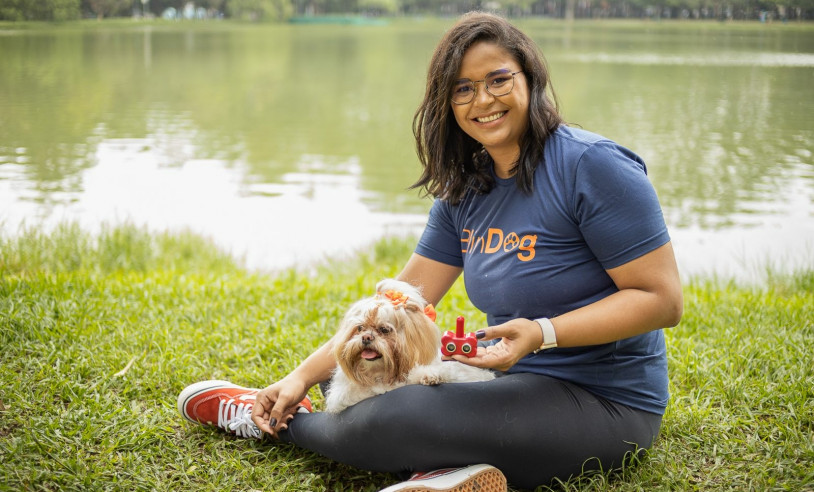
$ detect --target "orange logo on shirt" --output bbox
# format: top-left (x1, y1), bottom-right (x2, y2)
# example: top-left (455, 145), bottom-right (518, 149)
top-left (461, 228), bottom-right (537, 262)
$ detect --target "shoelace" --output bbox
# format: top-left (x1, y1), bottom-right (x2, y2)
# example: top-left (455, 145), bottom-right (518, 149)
top-left (218, 398), bottom-right (261, 439)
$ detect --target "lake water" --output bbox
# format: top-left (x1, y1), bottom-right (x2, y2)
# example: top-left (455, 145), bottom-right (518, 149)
top-left (1, 20), bottom-right (812, 282)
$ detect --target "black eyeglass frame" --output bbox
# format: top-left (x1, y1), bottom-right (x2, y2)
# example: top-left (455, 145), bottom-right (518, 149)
top-left (450, 69), bottom-right (524, 105)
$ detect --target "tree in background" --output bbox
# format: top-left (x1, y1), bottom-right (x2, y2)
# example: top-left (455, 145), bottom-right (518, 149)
top-left (227, 0), bottom-right (293, 20)
top-left (358, 0), bottom-right (398, 15)
top-left (86, 0), bottom-right (130, 19)
top-left (767, 0), bottom-right (814, 19)
top-left (0, 0), bottom-right (810, 22)
top-left (0, 0), bottom-right (80, 20)
top-left (494, 0), bottom-right (536, 16)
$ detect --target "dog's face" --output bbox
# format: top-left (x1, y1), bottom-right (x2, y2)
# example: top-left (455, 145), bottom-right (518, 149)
top-left (332, 295), bottom-right (440, 388)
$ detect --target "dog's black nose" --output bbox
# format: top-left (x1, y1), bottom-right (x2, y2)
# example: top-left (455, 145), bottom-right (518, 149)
top-left (362, 333), bottom-right (374, 344)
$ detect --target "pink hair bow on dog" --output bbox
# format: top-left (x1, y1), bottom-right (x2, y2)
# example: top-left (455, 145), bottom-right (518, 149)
top-left (380, 289), bottom-right (436, 322)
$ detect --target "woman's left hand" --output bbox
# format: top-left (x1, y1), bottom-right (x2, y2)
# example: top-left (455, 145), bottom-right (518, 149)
top-left (448, 318), bottom-right (542, 371)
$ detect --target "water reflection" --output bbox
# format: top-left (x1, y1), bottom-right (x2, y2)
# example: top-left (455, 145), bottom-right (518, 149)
top-left (552, 56), bottom-right (813, 230)
top-left (1, 20), bottom-right (812, 281)
top-left (0, 135), bottom-right (426, 270)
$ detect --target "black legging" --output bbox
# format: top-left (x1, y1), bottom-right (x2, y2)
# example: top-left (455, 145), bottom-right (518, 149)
top-left (280, 372), bottom-right (662, 490)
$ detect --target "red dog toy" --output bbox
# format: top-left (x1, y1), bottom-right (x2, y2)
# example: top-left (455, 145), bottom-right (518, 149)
top-left (441, 316), bottom-right (478, 358)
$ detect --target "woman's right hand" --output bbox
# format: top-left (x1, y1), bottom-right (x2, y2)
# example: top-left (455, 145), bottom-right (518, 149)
top-left (252, 375), bottom-right (310, 439)
top-left (450, 318), bottom-right (543, 371)
top-left (251, 337), bottom-right (339, 438)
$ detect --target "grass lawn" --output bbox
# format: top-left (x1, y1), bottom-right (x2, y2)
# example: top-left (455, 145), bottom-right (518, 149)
top-left (1, 224), bottom-right (812, 491)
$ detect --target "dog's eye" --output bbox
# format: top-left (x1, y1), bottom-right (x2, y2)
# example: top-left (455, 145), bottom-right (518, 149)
top-left (378, 325), bottom-right (391, 334)
top-left (356, 325), bottom-right (364, 332)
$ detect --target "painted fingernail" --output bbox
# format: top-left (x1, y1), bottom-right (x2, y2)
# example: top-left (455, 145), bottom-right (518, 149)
top-left (270, 418), bottom-right (277, 428)
top-left (475, 330), bottom-right (486, 339)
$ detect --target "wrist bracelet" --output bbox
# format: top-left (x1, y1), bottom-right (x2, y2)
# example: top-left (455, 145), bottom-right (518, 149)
top-left (533, 318), bottom-right (558, 353)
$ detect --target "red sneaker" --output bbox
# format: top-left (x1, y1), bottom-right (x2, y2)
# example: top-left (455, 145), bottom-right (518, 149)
top-left (295, 393), bottom-right (313, 413)
top-left (177, 380), bottom-right (312, 439)
top-left (379, 464), bottom-right (507, 492)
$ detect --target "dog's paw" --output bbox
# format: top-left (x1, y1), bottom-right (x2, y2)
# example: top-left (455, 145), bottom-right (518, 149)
top-left (408, 366), bottom-right (443, 386)
top-left (419, 372), bottom-right (443, 386)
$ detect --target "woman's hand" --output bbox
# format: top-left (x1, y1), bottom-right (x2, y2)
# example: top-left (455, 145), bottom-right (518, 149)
top-left (251, 336), bottom-right (338, 438)
top-left (251, 375), bottom-right (310, 439)
top-left (449, 318), bottom-right (542, 372)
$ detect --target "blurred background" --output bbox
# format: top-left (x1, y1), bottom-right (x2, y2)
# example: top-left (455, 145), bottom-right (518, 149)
top-left (1, 11), bottom-right (812, 282)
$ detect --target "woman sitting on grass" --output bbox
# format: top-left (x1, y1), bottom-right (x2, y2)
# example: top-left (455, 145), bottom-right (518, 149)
top-left (178, 11), bottom-right (683, 491)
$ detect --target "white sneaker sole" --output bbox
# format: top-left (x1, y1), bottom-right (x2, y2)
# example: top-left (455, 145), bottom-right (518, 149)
top-left (380, 464), bottom-right (507, 492)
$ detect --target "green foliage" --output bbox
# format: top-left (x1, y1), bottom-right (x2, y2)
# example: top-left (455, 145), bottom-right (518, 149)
top-left (497, 0), bottom-right (537, 16)
top-left (0, 222), bottom-right (239, 275)
top-left (226, 0), bottom-right (294, 20)
top-left (1, 0), bottom-right (811, 21)
top-left (86, 0), bottom-right (131, 19)
top-left (0, 0), bottom-right (80, 21)
top-left (0, 225), bottom-right (812, 490)
top-left (357, 0), bottom-right (398, 15)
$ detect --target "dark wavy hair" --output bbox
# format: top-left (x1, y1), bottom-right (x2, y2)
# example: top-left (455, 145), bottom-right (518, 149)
top-left (411, 12), bottom-right (563, 205)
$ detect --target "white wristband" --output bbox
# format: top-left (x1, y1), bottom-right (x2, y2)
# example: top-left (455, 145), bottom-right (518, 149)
top-left (533, 318), bottom-right (557, 353)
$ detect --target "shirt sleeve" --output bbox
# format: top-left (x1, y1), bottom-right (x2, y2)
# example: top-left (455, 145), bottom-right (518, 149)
top-left (414, 199), bottom-right (464, 267)
top-left (573, 141), bottom-right (671, 270)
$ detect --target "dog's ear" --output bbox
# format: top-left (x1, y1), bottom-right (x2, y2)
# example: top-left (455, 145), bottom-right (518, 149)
top-left (332, 315), bottom-right (356, 373)
top-left (332, 300), bottom-right (368, 372)
top-left (400, 305), bottom-right (441, 366)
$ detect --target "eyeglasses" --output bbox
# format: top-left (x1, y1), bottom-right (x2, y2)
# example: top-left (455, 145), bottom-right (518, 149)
top-left (451, 69), bottom-right (523, 105)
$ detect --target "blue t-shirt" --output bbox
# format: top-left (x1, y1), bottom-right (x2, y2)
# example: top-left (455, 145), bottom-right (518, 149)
top-left (415, 126), bottom-right (671, 415)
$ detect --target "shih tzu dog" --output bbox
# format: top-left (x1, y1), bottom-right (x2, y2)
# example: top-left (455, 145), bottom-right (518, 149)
top-left (324, 279), bottom-right (494, 413)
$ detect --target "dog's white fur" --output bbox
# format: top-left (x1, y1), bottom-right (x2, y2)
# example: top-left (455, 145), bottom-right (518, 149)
top-left (324, 279), bottom-right (494, 413)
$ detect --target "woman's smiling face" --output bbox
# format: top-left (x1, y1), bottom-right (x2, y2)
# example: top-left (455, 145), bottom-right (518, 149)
top-left (451, 41), bottom-right (529, 176)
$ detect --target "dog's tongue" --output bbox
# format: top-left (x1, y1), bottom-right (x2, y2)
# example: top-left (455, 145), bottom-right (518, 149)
top-left (361, 349), bottom-right (381, 360)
